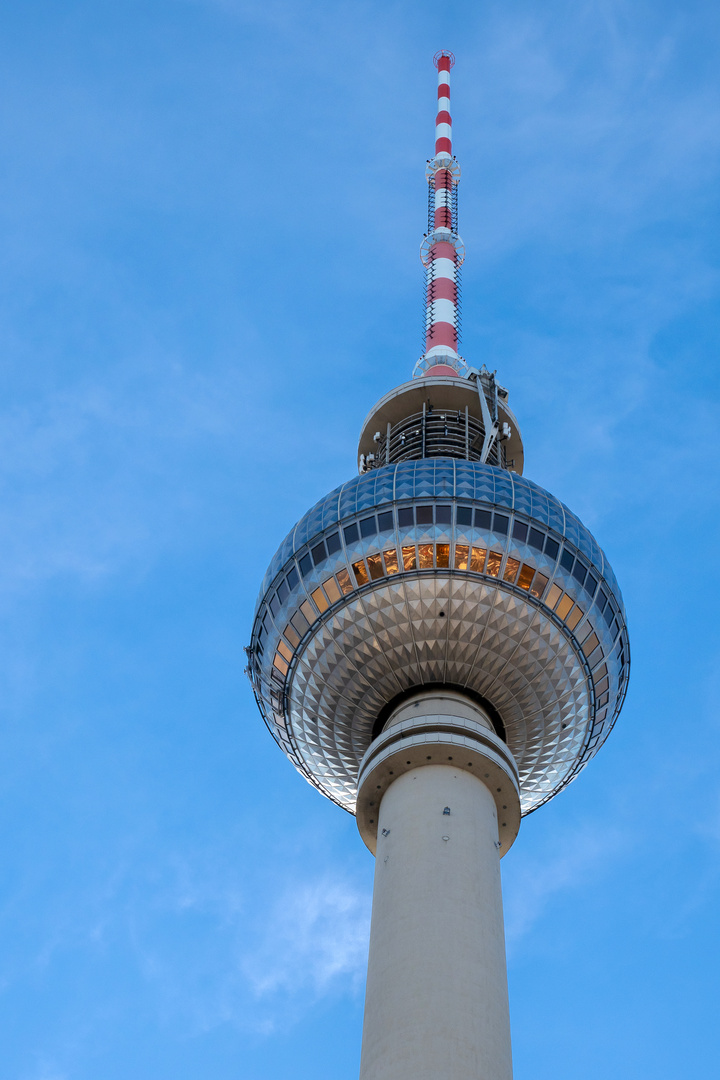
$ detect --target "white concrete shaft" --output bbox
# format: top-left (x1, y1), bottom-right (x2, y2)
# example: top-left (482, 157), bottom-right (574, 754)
top-left (359, 762), bottom-right (513, 1080)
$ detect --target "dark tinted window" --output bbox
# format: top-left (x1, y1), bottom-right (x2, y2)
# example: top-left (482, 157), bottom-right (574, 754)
top-left (416, 505), bottom-right (434, 525)
top-left (360, 516), bottom-right (377, 538)
top-left (512, 520), bottom-right (528, 543)
top-left (529, 527), bottom-right (544, 552)
top-left (493, 513), bottom-right (509, 535)
top-left (572, 561), bottom-right (587, 586)
top-left (560, 548), bottom-right (575, 573)
top-left (269, 594), bottom-right (279, 617)
top-left (436, 505), bottom-right (451, 525)
top-left (398, 507), bottom-right (414, 527)
top-left (343, 523), bottom-right (359, 545)
top-left (545, 537), bottom-right (560, 560)
top-left (378, 511), bottom-right (393, 531)
top-left (286, 566), bottom-right (299, 590)
top-left (596, 590), bottom-right (608, 614)
top-left (311, 541), bottom-right (327, 566)
top-left (299, 553), bottom-right (313, 578)
top-left (585, 573), bottom-right (598, 597)
top-left (457, 506), bottom-right (473, 526)
top-left (325, 532), bottom-right (341, 556)
top-left (277, 579), bottom-right (289, 604)
top-left (604, 603), bottom-right (615, 627)
top-left (474, 508), bottom-right (491, 529)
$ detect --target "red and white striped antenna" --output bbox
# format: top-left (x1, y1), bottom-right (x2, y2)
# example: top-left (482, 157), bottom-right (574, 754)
top-left (413, 51), bottom-right (468, 379)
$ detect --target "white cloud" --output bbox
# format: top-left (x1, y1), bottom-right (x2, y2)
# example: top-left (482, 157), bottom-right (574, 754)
top-left (243, 875), bottom-right (371, 1001)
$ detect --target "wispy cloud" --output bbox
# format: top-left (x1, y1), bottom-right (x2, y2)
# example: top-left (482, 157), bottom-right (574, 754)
top-left (242, 875), bottom-right (371, 1001)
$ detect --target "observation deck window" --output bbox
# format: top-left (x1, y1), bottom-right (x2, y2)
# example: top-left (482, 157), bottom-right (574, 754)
top-left (494, 514), bottom-right (509, 535)
top-left (556, 594), bottom-right (574, 620)
top-left (418, 543), bottom-right (434, 569)
top-left (486, 551), bottom-right (502, 577)
top-left (596, 590), bottom-right (608, 614)
top-left (360, 516), bottom-right (377, 538)
top-left (436, 543), bottom-right (450, 568)
top-left (337, 568), bottom-right (353, 595)
top-left (286, 566), bottom-right (299, 590)
top-left (378, 511), bottom-right (394, 531)
top-left (326, 533), bottom-right (341, 556)
top-left (367, 554), bottom-right (384, 580)
top-left (324, 577), bottom-right (342, 603)
top-left (530, 572), bottom-right (549, 599)
top-left (417, 505), bottom-right (434, 525)
top-left (572, 561), bottom-right (587, 587)
top-left (311, 587), bottom-right (329, 613)
top-left (352, 560), bottom-right (369, 586)
top-left (545, 583), bottom-right (562, 609)
top-left (517, 564), bottom-right (535, 591)
top-left (383, 549), bottom-right (400, 574)
top-left (585, 573), bottom-right (598, 598)
top-left (457, 506), bottom-right (473, 526)
top-left (398, 507), bottom-right (414, 527)
top-left (344, 523), bottom-right (359, 544)
top-left (475, 508), bottom-right (491, 529)
top-left (545, 537), bottom-right (560, 560)
top-left (470, 547), bottom-right (487, 572)
top-left (566, 605), bottom-right (584, 632)
top-left (454, 544), bottom-right (469, 570)
top-left (299, 553), bottom-right (312, 578)
top-left (529, 527), bottom-right (544, 552)
top-left (503, 558), bottom-right (520, 584)
top-left (402, 546), bottom-right (417, 570)
top-left (436, 505), bottom-right (452, 525)
top-left (513, 521), bottom-right (528, 543)
top-left (560, 548), bottom-right (575, 573)
top-left (312, 541), bottom-right (327, 566)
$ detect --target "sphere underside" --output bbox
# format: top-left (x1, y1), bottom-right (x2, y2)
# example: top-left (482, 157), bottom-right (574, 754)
top-left (248, 460), bottom-right (629, 816)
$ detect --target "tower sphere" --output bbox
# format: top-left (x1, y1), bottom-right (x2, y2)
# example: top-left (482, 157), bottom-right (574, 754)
top-left (248, 372), bottom-right (629, 822)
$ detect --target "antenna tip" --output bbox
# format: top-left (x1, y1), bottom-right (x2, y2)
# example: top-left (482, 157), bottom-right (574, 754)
top-left (433, 50), bottom-right (456, 69)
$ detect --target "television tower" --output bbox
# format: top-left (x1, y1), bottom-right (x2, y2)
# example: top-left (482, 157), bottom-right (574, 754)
top-left (247, 51), bottom-right (629, 1080)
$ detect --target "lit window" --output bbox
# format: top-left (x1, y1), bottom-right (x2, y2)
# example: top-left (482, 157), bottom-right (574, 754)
top-left (470, 547), bottom-right (487, 572)
top-left (323, 577), bottom-right (341, 604)
top-left (518, 564), bottom-right (535, 590)
top-left (454, 544), bottom-right (469, 570)
top-left (383, 549), bottom-right (400, 574)
top-left (556, 593), bottom-right (573, 619)
top-left (300, 599), bottom-right (316, 624)
top-left (436, 544), bottom-right (450, 568)
top-left (311, 586), bottom-right (329, 612)
top-left (503, 557), bottom-right (520, 583)
top-left (273, 653), bottom-right (289, 676)
top-left (566, 605), bottom-right (584, 631)
top-left (486, 551), bottom-right (502, 577)
top-left (352, 560), bottom-right (369, 586)
top-left (402, 546), bottom-right (417, 570)
top-left (367, 553), bottom-right (384, 580)
top-left (546, 583), bottom-right (562, 609)
top-left (530, 571), bottom-right (548, 599)
top-left (277, 639), bottom-right (293, 663)
top-left (582, 630), bottom-right (600, 655)
top-left (284, 623), bottom-right (301, 648)
top-left (418, 544), bottom-right (434, 569)
top-left (336, 568), bottom-right (353, 595)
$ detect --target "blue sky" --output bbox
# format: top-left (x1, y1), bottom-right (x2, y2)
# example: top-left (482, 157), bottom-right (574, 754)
top-left (0, 1), bottom-right (719, 1077)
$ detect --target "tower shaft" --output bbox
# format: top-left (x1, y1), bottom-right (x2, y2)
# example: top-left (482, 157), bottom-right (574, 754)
top-left (357, 693), bottom-right (517, 1080)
